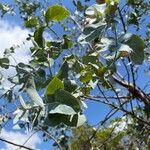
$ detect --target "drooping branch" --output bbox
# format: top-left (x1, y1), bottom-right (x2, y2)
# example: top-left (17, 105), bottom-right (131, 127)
top-left (113, 75), bottom-right (150, 108)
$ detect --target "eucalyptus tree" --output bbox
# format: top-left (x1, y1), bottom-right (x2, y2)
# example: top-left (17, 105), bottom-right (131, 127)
top-left (0, 0), bottom-right (150, 149)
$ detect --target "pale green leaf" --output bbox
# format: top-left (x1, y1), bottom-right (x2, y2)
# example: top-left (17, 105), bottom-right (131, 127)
top-left (49, 104), bottom-right (76, 115)
top-left (78, 22), bottom-right (106, 43)
top-left (26, 77), bottom-right (45, 109)
top-left (85, 4), bottom-right (106, 16)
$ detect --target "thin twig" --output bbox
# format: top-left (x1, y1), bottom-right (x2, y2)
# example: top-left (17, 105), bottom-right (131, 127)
top-left (118, 7), bottom-right (127, 33)
top-left (97, 84), bottom-right (109, 102)
top-left (15, 131), bottom-right (38, 150)
top-left (47, 25), bottom-right (61, 39)
top-left (38, 126), bottom-right (62, 150)
top-left (0, 138), bottom-right (34, 150)
top-left (86, 96), bottom-right (150, 126)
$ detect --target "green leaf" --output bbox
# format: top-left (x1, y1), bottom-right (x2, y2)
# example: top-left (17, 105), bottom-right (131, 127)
top-left (72, 60), bottom-right (84, 74)
top-left (25, 16), bottom-right (38, 28)
top-left (54, 89), bottom-right (80, 112)
top-left (97, 66), bottom-right (108, 77)
top-left (106, 0), bottom-right (119, 5)
top-left (44, 113), bottom-right (70, 127)
top-left (45, 5), bottom-right (70, 23)
top-left (34, 69), bottom-right (46, 90)
top-left (128, 12), bottom-right (139, 26)
top-left (80, 86), bottom-right (92, 95)
top-left (0, 58), bottom-right (9, 69)
top-left (121, 33), bottom-right (145, 64)
top-left (105, 0), bottom-right (118, 15)
top-left (34, 27), bottom-right (44, 47)
top-left (44, 113), bottom-right (86, 127)
top-left (76, 1), bottom-right (85, 12)
top-left (70, 114), bottom-right (86, 127)
top-left (49, 104), bottom-right (76, 115)
top-left (82, 55), bottom-right (99, 65)
top-left (45, 76), bottom-right (64, 95)
top-left (80, 71), bottom-right (93, 83)
top-left (0, 3), bottom-right (12, 16)
top-left (78, 22), bottom-right (106, 43)
top-left (64, 79), bottom-right (78, 92)
top-left (62, 35), bottom-right (73, 49)
top-left (57, 61), bottom-right (69, 80)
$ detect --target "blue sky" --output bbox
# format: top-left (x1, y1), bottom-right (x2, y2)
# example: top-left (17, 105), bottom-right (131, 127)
top-left (0, 0), bottom-right (150, 149)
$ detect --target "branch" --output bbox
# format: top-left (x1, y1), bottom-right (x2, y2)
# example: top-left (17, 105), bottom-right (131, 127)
top-left (118, 6), bottom-right (136, 94)
top-left (0, 138), bottom-right (34, 150)
top-left (113, 75), bottom-right (150, 108)
top-left (84, 95), bottom-right (130, 100)
top-left (118, 7), bottom-right (127, 33)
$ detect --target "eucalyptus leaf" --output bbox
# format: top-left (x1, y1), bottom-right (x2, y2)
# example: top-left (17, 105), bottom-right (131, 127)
top-left (71, 114), bottom-right (86, 127)
top-left (0, 58), bottom-right (9, 69)
top-left (64, 79), bottom-right (78, 92)
top-left (45, 76), bottom-right (64, 95)
top-left (49, 104), bottom-right (76, 115)
top-left (54, 89), bottom-right (80, 112)
top-left (120, 33), bottom-right (145, 64)
top-left (44, 113), bottom-right (71, 127)
top-left (85, 3), bottom-right (106, 16)
top-left (45, 113), bottom-right (86, 127)
top-left (57, 61), bottom-right (69, 79)
top-left (78, 22), bottom-right (106, 43)
top-left (34, 69), bottom-right (46, 90)
top-left (26, 77), bottom-right (45, 109)
top-left (45, 5), bottom-right (70, 23)
top-left (25, 16), bottom-right (38, 28)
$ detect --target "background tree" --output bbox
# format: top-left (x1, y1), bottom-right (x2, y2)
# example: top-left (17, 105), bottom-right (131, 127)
top-left (0, 0), bottom-right (150, 149)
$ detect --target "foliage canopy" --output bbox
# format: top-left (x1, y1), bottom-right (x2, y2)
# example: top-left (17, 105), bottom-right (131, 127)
top-left (0, 0), bottom-right (150, 149)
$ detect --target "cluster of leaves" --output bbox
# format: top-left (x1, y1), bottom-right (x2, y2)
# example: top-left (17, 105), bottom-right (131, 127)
top-left (127, 0), bottom-right (150, 28)
top-left (0, 3), bottom-right (14, 17)
top-left (1, 4), bottom-right (86, 129)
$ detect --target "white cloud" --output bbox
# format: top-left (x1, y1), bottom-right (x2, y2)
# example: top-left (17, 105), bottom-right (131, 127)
top-left (0, 19), bottom-right (32, 95)
top-left (0, 20), bottom-right (44, 150)
top-left (0, 19), bottom-right (32, 77)
top-left (0, 129), bottom-right (41, 150)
